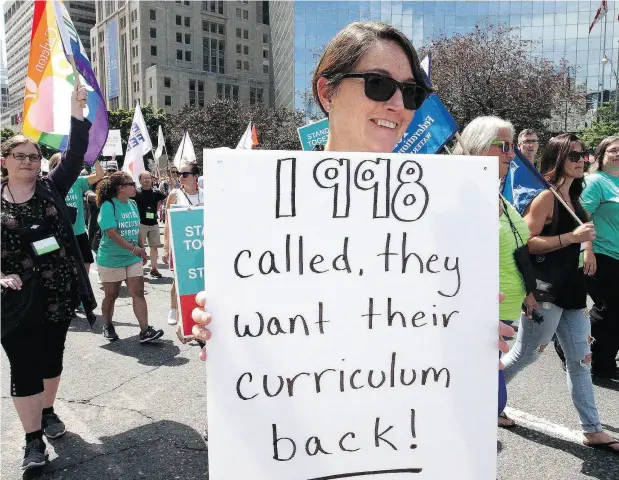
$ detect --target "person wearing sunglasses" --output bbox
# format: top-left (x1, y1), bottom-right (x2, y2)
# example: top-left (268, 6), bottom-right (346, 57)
top-left (580, 136), bottom-right (619, 380)
top-left (501, 133), bottom-right (619, 455)
top-left (162, 162), bottom-right (203, 326)
top-left (1, 85), bottom-right (98, 470)
top-left (453, 117), bottom-right (538, 429)
top-left (95, 172), bottom-right (164, 344)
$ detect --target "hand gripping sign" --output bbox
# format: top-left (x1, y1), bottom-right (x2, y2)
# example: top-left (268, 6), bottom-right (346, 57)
top-left (168, 206), bottom-right (204, 338)
top-left (203, 150), bottom-right (499, 480)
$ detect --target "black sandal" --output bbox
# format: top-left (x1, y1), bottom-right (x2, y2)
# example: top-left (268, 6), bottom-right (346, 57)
top-left (498, 412), bottom-right (516, 429)
top-left (585, 440), bottom-right (619, 457)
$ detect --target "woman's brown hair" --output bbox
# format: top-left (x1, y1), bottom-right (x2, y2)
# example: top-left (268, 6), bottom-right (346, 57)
top-left (594, 135), bottom-right (619, 172)
top-left (95, 172), bottom-right (131, 207)
top-left (1, 135), bottom-right (43, 179)
top-left (539, 133), bottom-right (588, 222)
top-left (311, 21), bottom-right (431, 116)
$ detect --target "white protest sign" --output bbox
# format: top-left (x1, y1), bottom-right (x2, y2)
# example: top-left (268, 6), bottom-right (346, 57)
top-left (101, 129), bottom-right (123, 156)
top-left (204, 151), bottom-right (499, 480)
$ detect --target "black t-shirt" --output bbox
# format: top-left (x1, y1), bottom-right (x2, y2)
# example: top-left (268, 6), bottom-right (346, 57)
top-left (134, 188), bottom-right (167, 226)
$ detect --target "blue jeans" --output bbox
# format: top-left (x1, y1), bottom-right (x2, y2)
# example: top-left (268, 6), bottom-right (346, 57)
top-left (502, 303), bottom-right (601, 433)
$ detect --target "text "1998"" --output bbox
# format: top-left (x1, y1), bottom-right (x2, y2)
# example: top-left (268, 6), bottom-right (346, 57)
top-left (275, 158), bottom-right (429, 222)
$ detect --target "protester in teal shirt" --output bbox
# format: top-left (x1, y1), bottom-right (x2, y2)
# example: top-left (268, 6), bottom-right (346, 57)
top-left (96, 172), bottom-right (164, 344)
top-left (581, 136), bottom-right (619, 379)
top-left (48, 156), bottom-right (104, 271)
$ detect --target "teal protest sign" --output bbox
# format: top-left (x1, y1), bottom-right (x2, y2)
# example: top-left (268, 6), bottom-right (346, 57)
top-left (297, 118), bottom-right (329, 151)
top-left (168, 206), bottom-right (205, 337)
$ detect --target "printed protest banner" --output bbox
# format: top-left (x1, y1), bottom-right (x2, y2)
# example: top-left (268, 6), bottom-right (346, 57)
top-left (203, 151), bottom-right (499, 479)
top-left (102, 129), bottom-right (123, 156)
top-left (168, 206), bottom-right (204, 338)
top-left (297, 118), bottom-right (329, 151)
top-left (105, 18), bottom-right (120, 99)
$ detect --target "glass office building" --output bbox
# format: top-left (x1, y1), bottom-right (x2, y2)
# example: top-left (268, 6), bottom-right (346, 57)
top-left (270, 1), bottom-right (619, 122)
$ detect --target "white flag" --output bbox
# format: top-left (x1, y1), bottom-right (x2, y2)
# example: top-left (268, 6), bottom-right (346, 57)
top-left (173, 132), bottom-right (196, 168)
top-left (123, 102), bottom-right (152, 181)
top-left (236, 122), bottom-right (259, 149)
top-left (155, 125), bottom-right (165, 160)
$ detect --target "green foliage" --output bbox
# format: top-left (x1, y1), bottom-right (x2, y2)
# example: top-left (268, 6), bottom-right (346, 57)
top-left (580, 102), bottom-right (619, 152)
top-left (166, 100), bottom-right (306, 163)
top-left (1, 128), bottom-right (16, 144)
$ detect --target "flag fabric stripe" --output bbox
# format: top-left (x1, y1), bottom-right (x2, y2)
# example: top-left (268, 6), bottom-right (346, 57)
top-left (23, 0), bottom-right (108, 166)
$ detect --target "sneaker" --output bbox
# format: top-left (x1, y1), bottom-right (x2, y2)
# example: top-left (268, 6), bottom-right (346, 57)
top-left (102, 324), bottom-right (119, 341)
top-left (21, 438), bottom-right (48, 471)
top-left (42, 412), bottom-right (66, 439)
top-left (139, 326), bottom-right (164, 344)
top-left (167, 309), bottom-right (178, 326)
top-left (150, 269), bottom-right (162, 279)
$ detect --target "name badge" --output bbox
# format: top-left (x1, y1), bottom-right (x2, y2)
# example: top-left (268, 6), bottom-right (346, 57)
top-left (32, 236), bottom-right (61, 256)
top-left (146, 212), bottom-right (155, 219)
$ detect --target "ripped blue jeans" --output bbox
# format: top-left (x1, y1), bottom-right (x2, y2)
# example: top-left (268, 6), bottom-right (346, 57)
top-left (502, 303), bottom-right (601, 433)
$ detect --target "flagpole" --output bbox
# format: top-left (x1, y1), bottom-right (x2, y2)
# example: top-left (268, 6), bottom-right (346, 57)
top-left (548, 187), bottom-right (584, 225)
top-left (601, 4), bottom-right (607, 107)
top-left (67, 56), bottom-right (86, 108)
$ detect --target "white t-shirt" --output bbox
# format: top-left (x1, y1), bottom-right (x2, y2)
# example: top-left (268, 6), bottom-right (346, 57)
top-left (197, 176), bottom-right (204, 190)
top-left (171, 187), bottom-right (204, 207)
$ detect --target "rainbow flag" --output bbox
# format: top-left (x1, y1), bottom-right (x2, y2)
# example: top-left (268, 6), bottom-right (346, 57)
top-left (23, 0), bottom-right (108, 165)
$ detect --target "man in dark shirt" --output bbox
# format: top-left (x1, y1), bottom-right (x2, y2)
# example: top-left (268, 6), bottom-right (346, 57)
top-left (135, 171), bottom-right (167, 278)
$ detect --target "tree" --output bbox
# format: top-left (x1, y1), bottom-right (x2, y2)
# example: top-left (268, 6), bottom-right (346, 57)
top-left (580, 102), bottom-right (619, 152)
top-left (107, 104), bottom-right (168, 169)
top-left (166, 100), bottom-right (306, 162)
top-left (421, 24), bottom-right (586, 140)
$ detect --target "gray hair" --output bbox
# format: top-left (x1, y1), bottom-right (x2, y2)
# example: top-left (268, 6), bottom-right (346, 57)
top-left (517, 128), bottom-right (537, 144)
top-left (453, 116), bottom-right (515, 155)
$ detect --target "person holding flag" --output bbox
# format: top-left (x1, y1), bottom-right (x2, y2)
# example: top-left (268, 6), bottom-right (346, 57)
top-left (1, 85), bottom-right (96, 471)
top-left (501, 134), bottom-right (619, 455)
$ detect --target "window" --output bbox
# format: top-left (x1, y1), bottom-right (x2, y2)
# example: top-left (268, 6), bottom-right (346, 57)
top-left (217, 1), bottom-right (224, 14)
top-left (237, 59), bottom-right (242, 69)
top-left (151, 45), bottom-right (157, 56)
top-left (218, 24), bottom-right (225, 35)
top-left (243, 9), bottom-right (248, 20)
top-left (236, 8), bottom-right (241, 19)
top-left (184, 0), bottom-right (190, 5)
top-left (185, 34), bottom-right (191, 44)
top-left (165, 95), bottom-right (171, 106)
top-left (189, 80), bottom-right (196, 106)
top-left (211, 23), bottom-right (217, 33)
top-left (236, 44), bottom-right (241, 54)
top-left (185, 51), bottom-right (192, 61)
top-left (149, 78), bottom-right (153, 89)
top-left (131, 9), bottom-right (137, 23)
top-left (198, 81), bottom-right (204, 107)
top-left (150, 9), bottom-right (156, 20)
top-left (176, 32), bottom-right (182, 43)
top-left (184, 17), bottom-right (190, 27)
top-left (243, 30), bottom-right (249, 40)
top-left (250, 86), bottom-right (256, 104)
top-left (224, 84), bottom-right (231, 100)
top-left (176, 15), bottom-right (181, 26)
top-left (263, 33), bottom-right (268, 44)
top-left (257, 88), bottom-right (263, 104)
top-left (210, 1), bottom-right (215, 12)
top-left (203, 20), bottom-right (208, 31)
top-left (217, 83), bottom-right (223, 99)
top-left (243, 45), bottom-right (249, 55)
top-left (150, 96), bottom-right (153, 104)
top-left (244, 60), bottom-right (249, 71)
top-left (164, 77), bottom-right (171, 88)
top-left (236, 28), bottom-right (241, 38)
top-left (177, 49), bottom-right (183, 60)
top-left (120, 16), bottom-right (126, 29)
top-left (202, 2), bottom-right (208, 11)
top-left (263, 64), bottom-right (268, 74)
top-left (232, 85), bottom-right (239, 103)
top-left (263, 49), bottom-right (268, 59)
top-left (150, 28), bottom-right (156, 38)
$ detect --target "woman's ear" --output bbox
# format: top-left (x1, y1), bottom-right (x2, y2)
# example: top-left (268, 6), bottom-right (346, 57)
top-left (316, 77), bottom-right (334, 114)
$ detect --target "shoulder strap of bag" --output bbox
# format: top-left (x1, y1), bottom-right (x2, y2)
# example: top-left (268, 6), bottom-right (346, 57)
top-left (500, 196), bottom-right (525, 248)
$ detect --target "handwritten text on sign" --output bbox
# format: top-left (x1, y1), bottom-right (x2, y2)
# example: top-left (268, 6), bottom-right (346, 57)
top-left (204, 151), bottom-right (499, 480)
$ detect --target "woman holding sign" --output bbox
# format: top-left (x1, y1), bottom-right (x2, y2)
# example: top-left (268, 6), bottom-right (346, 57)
top-left (1, 85), bottom-right (97, 470)
top-left (162, 162), bottom-right (204, 326)
top-left (191, 23), bottom-right (514, 364)
top-left (95, 172), bottom-right (164, 344)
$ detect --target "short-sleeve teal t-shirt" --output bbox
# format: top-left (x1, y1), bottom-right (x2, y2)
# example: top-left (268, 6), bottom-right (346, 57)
top-left (581, 172), bottom-right (619, 260)
top-left (65, 176), bottom-right (90, 235)
top-left (96, 198), bottom-right (142, 268)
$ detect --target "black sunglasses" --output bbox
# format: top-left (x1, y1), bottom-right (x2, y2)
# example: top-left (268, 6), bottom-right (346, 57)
top-left (340, 72), bottom-right (428, 110)
top-left (179, 171), bottom-right (194, 178)
top-left (121, 181), bottom-right (136, 187)
top-left (567, 151), bottom-right (585, 162)
top-left (106, 168), bottom-right (117, 173)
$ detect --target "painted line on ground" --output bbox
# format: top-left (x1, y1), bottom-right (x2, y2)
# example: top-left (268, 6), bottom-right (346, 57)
top-left (504, 406), bottom-right (584, 444)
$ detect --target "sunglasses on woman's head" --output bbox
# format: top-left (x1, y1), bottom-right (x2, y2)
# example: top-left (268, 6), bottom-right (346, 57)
top-left (490, 140), bottom-right (514, 153)
top-left (567, 151), bottom-right (585, 162)
top-left (340, 72), bottom-right (428, 110)
top-left (179, 171), bottom-right (194, 178)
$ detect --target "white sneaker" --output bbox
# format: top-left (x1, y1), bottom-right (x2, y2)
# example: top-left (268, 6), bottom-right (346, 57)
top-left (167, 309), bottom-right (178, 325)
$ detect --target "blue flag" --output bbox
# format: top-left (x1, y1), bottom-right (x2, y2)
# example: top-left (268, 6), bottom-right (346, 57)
top-left (502, 147), bottom-right (549, 214)
top-left (393, 54), bottom-right (458, 154)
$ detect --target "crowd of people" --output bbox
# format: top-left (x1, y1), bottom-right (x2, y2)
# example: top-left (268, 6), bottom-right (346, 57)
top-left (1, 20), bottom-right (617, 474)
